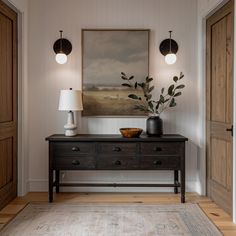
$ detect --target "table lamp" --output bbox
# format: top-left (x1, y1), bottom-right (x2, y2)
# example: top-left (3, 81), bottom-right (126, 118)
top-left (58, 88), bottom-right (83, 136)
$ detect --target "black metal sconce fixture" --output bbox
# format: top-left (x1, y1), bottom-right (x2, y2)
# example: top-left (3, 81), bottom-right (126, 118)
top-left (159, 31), bottom-right (178, 65)
top-left (53, 30), bottom-right (72, 64)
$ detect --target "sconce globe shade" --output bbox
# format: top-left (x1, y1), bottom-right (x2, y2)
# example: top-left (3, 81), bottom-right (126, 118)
top-left (55, 53), bottom-right (67, 64)
top-left (165, 53), bottom-right (177, 65)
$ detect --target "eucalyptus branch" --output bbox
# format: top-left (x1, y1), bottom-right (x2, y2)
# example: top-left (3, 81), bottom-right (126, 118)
top-left (120, 72), bottom-right (185, 115)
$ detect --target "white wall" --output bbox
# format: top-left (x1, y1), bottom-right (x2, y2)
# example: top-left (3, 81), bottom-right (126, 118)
top-left (198, 0), bottom-right (224, 15)
top-left (26, 0), bottom-right (199, 192)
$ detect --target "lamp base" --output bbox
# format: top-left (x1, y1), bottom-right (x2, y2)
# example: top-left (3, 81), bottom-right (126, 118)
top-left (65, 128), bottom-right (77, 137)
top-left (64, 111), bottom-right (77, 136)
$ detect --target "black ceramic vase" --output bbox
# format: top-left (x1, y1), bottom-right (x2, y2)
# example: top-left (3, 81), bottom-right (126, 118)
top-left (146, 116), bottom-right (163, 136)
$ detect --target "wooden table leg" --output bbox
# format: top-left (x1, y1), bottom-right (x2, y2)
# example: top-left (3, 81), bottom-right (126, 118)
top-left (174, 170), bottom-right (178, 194)
top-left (181, 169), bottom-right (185, 203)
top-left (49, 169), bottom-right (53, 202)
top-left (56, 170), bottom-right (60, 193)
top-left (49, 142), bottom-right (54, 202)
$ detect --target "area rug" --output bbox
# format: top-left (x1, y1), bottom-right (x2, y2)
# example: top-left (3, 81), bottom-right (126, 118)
top-left (0, 203), bottom-right (221, 236)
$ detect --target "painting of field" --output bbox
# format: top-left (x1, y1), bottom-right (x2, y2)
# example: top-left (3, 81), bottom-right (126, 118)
top-left (82, 29), bottom-right (149, 116)
top-left (83, 89), bottom-right (146, 116)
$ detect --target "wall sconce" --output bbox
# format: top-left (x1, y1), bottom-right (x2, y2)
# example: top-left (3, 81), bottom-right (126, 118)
top-left (53, 30), bottom-right (72, 64)
top-left (159, 31), bottom-right (178, 65)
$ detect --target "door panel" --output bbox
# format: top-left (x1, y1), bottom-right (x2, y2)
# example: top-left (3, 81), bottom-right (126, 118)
top-left (211, 138), bottom-right (227, 186)
top-left (0, 138), bottom-right (13, 188)
top-left (206, 0), bottom-right (234, 215)
top-left (211, 18), bottom-right (227, 123)
top-left (0, 1), bottom-right (17, 210)
top-left (0, 13), bottom-right (13, 123)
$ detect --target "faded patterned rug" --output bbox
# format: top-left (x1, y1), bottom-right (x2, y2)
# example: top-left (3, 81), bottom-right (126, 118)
top-left (1, 203), bottom-right (221, 236)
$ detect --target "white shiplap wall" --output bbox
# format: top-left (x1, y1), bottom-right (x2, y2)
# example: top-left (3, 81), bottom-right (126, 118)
top-left (26, 0), bottom-right (199, 192)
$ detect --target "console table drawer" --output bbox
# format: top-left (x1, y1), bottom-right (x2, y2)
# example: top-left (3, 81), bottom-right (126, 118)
top-left (98, 142), bottom-right (136, 155)
top-left (53, 142), bottom-right (94, 156)
top-left (140, 142), bottom-right (181, 155)
top-left (140, 156), bottom-right (180, 170)
top-left (97, 156), bottom-right (139, 170)
top-left (54, 156), bottom-right (96, 170)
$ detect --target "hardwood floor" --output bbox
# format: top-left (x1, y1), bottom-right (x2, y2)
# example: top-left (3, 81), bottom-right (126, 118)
top-left (0, 192), bottom-right (236, 235)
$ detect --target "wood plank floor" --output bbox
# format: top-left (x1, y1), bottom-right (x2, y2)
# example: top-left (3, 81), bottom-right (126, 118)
top-left (0, 192), bottom-right (236, 235)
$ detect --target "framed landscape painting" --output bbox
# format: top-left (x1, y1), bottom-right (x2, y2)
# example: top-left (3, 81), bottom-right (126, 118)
top-left (82, 29), bottom-right (150, 116)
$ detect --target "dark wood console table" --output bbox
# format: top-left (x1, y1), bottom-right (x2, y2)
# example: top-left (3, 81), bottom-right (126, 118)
top-left (46, 134), bottom-right (188, 203)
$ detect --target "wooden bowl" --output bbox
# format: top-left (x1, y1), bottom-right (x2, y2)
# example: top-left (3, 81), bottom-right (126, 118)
top-left (119, 128), bottom-right (143, 138)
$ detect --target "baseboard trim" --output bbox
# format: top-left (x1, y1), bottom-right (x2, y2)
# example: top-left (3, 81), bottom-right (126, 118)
top-left (28, 179), bottom-right (197, 193)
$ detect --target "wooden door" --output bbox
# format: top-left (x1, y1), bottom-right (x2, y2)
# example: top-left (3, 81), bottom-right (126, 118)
top-left (206, 0), bottom-right (234, 215)
top-left (0, 1), bottom-right (17, 210)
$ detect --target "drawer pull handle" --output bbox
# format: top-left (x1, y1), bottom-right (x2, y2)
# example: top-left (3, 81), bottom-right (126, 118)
top-left (154, 147), bottom-right (162, 152)
top-left (115, 160), bottom-right (121, 165)
top-left (153, 160), bottom-right (162, 165)
top-left (72, 147), bottom-right (80, 152)
top-left (113, 147), bottom-right (121, 152)
top-left (72, 160), bottom-right (80, 165)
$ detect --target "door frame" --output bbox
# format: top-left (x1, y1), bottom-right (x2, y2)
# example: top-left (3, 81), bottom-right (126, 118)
top-left (4, 0), bottom-right (29, 196)
top-left (198, 0), bottom-right (236, 221)
top-left (206, 0), bottom-right (234, 215)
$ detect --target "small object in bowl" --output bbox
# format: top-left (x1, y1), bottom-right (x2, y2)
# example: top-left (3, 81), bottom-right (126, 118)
top-left (120, 128), bottom-right (143, 138)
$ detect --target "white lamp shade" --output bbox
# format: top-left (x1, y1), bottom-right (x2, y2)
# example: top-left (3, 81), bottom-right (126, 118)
top-left (165, 53), bottom-right (177, 65)
top-left (58, 89), bottom-right (83, 111)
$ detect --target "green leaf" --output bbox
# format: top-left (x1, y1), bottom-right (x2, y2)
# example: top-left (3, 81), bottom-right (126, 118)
top-left (169, 98), bottom-right (177, 107)
top-left (179, 72), bottom-right (184, 79)
top-left (148, 101), bottom-right (154, 111)
top-left (129, 76), bottom-right (134, 80)
top-left (128, 94), bottom-right (139, 100)
top-left (164, 98), bottom-right (170, 103)
top-left (160, 95), bottom-right (165, 103)
top-left (121, 72), bottom-right (126, 76)
top-left (134, 105), bottom-right (146, 111)
top-left (146, 77), bottom-right (153, 83)
top-left (174, 92), bottom-right (182, 97)
top-left (156, 102), bottom-right (160, 111)
top-left (122, 83), bottom-right (131, 87)
top-left (121, 76), bottom-right (128, 80)
top-left (176, 84), bottom-right (185, 89)
top-left (147, 94), bottom-right (152, 100)
top-left (148, 86), bottom-right (154, 93)
top-left (138, 83), bottom-right (145, 88)
top-left (161, 88), bottom-right (164, 94)
top-left (168, 84), bottom-right (175, 95)
top-left (173, 76), bottom-right (178, 82)
top-left (134, 82), bottom-right (138, 89)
